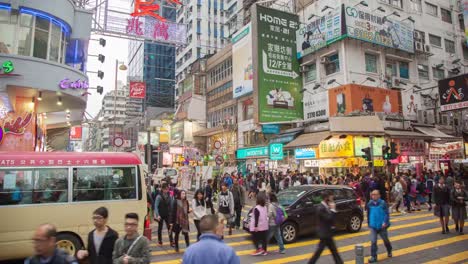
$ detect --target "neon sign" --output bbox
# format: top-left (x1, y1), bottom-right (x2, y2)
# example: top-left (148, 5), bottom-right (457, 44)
top-left (0, 113), bottom-right (33, 145)
top-left (131, 0), bottom-right (182, 22)
top-left (59, 78), bottom-right (89, 89)
top-left (1, 60), bottom-right (14, 74)
top-left (125, 17), bottom-right (187, 44)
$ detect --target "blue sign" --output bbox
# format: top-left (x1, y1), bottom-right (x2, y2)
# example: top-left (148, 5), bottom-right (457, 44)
top-left (262, 124), bottom-right (280, 134)
top-left (269, 143), bottom-right (284, 160)
top-left (295, 147), bottom-right (317, 159)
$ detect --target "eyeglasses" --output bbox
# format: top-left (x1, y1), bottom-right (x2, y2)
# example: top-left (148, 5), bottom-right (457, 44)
top-left (124, 223), bottom-right (138, 227)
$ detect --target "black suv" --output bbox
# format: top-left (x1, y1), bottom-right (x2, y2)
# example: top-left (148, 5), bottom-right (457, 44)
top-left (243, 185), bottom-right (363, 243)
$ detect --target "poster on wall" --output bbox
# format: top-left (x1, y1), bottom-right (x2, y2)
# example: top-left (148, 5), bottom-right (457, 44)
top-left (303, 90), bottom-right (329, 121)
top-left (233, 23), bottom-right (253, 98)
top-left (344, 5), bottom-right (414, 53)
top-left (328, 84), bottom-right (400, 116)
top-left (401, 89), bottom-right (421, 121)
top-left (438, 74), bottom-right (468, 111)
top-left (296, 5), bottom-right (343, 59)
top-left (0, 97), bottom-right (35, 151)
top-left (69, 126), bottom-right (82, 141)
top-left (129, 81), bottom-right (146, 99)
top-left (254, 5), bottom-right (303, 123)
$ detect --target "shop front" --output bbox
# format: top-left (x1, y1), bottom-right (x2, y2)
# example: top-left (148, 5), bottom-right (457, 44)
top-left (236, 143), bottom-right (284, 174)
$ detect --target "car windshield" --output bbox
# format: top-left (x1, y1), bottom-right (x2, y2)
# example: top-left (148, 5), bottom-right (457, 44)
top-left (278, 190), bottom-right (306, 206)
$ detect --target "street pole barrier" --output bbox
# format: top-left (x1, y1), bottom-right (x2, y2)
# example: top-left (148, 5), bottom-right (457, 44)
top-left (355, 244), bottom-right (364, 264)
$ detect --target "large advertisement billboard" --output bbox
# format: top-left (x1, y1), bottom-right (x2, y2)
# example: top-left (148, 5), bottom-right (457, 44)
top-left (254, 5), bottom-right (303, 123)
top-left (296, 6), bottom-right (343, 59)
top-left (438, 74), bottom-right (468, 111)
top-left (344, 5), bottom-right (414, 53)
top-left (328, 84), bottom-right (400, 116)
top-left (232, 23), bottom-right (253, 98)
top-left (303, 90), bottom-right (329, 122)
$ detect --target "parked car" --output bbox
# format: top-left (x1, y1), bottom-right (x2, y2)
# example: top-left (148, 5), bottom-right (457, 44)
top-left (152, 168), bottom-right (178, 185)
top-left (243, 185), bottom-right (363, 243)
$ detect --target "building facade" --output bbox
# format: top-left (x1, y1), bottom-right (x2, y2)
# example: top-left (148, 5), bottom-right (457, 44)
top-left (0, 0), bottom-right (92, 151)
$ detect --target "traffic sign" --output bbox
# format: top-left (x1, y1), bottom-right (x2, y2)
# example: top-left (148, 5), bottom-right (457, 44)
top-left (214, 140), bottom-right (222, 149)
top-left (113, 137), bottom-right (124, 147)
top-left (215, 155), bottom-right (224, 165)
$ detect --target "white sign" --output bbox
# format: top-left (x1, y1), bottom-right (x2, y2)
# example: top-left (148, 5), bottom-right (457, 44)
top-left (232, 23), bottom-right (253, 98)
top-left (401, 89), bottom-right (421, 121)
top-left (304, 160), bottom-right (319, 167)
top-left (303, 90), bottom-right (329, 121)
top-left (113, 137), bottom-right (124, 147)
top-left (150, 120), bottom-right (163, 127)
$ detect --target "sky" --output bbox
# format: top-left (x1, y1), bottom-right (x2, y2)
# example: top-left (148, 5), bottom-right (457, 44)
top-left (86, 35), bottom-right (129, 118)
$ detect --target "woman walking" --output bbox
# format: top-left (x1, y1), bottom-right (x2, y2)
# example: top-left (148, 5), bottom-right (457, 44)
top-left (451, 181), bottom-right (467, 235)
top-left (171, 190), bottom-right (191, 252)
top-left (267, 193), bottom-right (286, 254)
top-left (192, 189), bottom-right (207, 241)
top-left (433, 177), bottom-right (451, 234)
top-left (390, 176), bottom-right (404, 213)
top-left (250, 194), bottom-right (269, 256)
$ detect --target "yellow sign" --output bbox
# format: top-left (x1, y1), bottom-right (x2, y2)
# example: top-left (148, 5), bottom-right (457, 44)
top-left (319, 136), bottom-right (354, 158)
top-left (373, 159), bottom-right (385, 167)
top-left (465, 143), bottom-right (468, 157)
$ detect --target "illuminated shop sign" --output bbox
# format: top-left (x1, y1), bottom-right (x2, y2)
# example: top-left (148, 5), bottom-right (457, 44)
top-left (0, 113), bottom-right (33, 145)
top-left (59, 78), bottom-right (89, 89)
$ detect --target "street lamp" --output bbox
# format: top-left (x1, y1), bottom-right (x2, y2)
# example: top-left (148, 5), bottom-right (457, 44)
top-left (360, 77), bottom-right (376, 85)
top-left (354, 1), bottom-right (368, 7)
top-left (327, 79), bottom-right (342, 86)
top-left (113, 60), bottom-right (127, 151)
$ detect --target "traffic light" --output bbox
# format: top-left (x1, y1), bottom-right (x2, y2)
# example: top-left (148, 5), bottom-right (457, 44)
top-left (97, 86), bottom-right (103, 95)
top-left (97, 70), bottom-right (104, 79)
top-left (98, 54), bottom-right (105, 63)
top-left (99, 38), bottom-right (106, 47)
top-left (390, 142), bottom-right (398, 159)
top-left (361, 147), bottom-right (371, 161)
top-left (382, 145), bottom-right (391, 160)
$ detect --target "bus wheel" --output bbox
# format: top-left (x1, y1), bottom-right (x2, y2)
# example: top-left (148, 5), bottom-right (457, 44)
top-left (56, 233), bottom-right (82, 257)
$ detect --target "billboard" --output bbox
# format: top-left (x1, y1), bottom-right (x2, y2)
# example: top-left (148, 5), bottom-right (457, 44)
top-left (438, 74), bottom-right (468, 111)
top-left (401, 89), bottom-right (421, 120)
top-left (354, 136), bottom-right (385, 156)
top-left (344, 5), bottom-right (414, 53)
top-left (232, 23), bottom-right (253, 98)
top-left (319, 135), bottom-right (354, 158)
top-left (303, 90), bottom-right (329, 122)
top-left (296, 6), bottom-right (343, 59)
top-left (254, 5), bottom-right (303, 123)
top-left (328, 84), bottom-right (400, 116)
top-left (129, 81), bottom-right (146, 99)
top-left (69, 126), bottom-right (82, 141)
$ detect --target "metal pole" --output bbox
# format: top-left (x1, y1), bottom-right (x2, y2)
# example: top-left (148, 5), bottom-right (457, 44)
top-left (147, 130), bottom-right (152, 175)
top-left (370, 136), bottom-right (375, 177)
top-left (113, 59), bottom-right (118, 152)
top-left (355, 244), bottom-right (364, 264)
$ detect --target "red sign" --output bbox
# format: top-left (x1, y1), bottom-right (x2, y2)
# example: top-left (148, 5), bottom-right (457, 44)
top-left (0, 112), bottom-right (33, 145)
top-left (70, 126), bottom-right (82, 140)
top-left (131, 0), bottom-right (182, 22)
top-left (129, 82), bottom-right (146, 99)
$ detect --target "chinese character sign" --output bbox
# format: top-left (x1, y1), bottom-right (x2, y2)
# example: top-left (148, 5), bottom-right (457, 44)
top-left (125, 16), bottom-right (187, 45)
top-left (254, 5), bottom-right (303, 123)
top-left (130, 81), bottom-right (146, 99)
top-left (319, 136), bottom-right (354, 158)
top-left (131, 0), bottom-right (182, 22)
top-left (438, 74), bottom-right (468, 112)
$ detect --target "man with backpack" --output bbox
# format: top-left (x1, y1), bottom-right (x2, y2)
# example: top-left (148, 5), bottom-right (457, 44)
top-left (154, 183), bottom-right (174, 246)
top-left (218, 182), bottom-right (235, 236)
top-left (231, 177), bottom-right (246, 230)
top-left (267, 193), bottom-right (286, 254)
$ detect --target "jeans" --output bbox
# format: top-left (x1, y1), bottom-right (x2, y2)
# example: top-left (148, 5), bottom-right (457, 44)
top-left (308, 237), bottom-right (343, 264)
top-left (404, 194), bottom-right (411, 211)
top-left (370, 228), bottom-right (392, 258)
top-left (157, 216), bottom-right (173, 243)
top-left (234, 206), bottom-right (242, 228)
top-left (267, 225), bottom-right (285, 251)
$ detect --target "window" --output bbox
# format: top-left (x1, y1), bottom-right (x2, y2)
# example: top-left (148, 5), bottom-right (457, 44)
top-left (426, 2), bottom-right (438, 16)
top-left (414, 30), bottom-right (425, 44)
top-left (380, 0), bottom-right (402, 8)
top-left (18, 13), bottom-right (33, 56)
top-left (305, 63), bottom-right (316, 82)
top-left (399, 62), bottom-right (409, 79)
top-left (0, 168), bottom-right (69, 205)
top-left (432, 67), bottom-right (445, 79)
top-left (325, 54), bottom-right (340, 75)
top-left (441, 8), bottom-right (452, 24)
top-left (410, 0), bottom-right (422, 12)
top-left (386, 59), bottom-right (409, 79)
top-left (418, 64), bottom-right (429, 80)
top-left (444, 39), bottom-right (455, 54)
top-left (72, 166), bottom-right (137, 202)
top-left (429, 34), bottom-right (442, 47)
top-left (33, 17), bottom-right (50, 59)
top-left (244, 103), bottom-right (254, 120)
top-left (365, 53), bottom-right (378, 73)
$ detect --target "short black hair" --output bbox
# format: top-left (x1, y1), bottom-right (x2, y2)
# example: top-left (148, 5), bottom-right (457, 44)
top-left (93, 207), bottom-right (109, 218)
top-left (221, 182), bottom-right (228, 187)
top-left (269, 193), bottom-right (278, 203)
top-left (200, 215), bottom-right (219, 233)
top-left (161, 183), bottom-right (168, 190)
top-left (321, 190), bottom-right (333, 201)
top-left (256, 193), bottom-right (266, 207)
top-left (125, 213), bottom-right (139, 221)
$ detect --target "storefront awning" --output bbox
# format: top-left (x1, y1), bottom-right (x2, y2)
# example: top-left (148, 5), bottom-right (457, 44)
top-left (414, 126), bottom-right (460, 141)
top-left (269, 131), bottom-right (302, 144)
top-left (329, 116), bottom-right (384, 135)
top-left (285, 131), bottom-right (330, 149)
top-left (193, 126), bottom-right (224, 137)
top-left (384, 130), bottom-right (433, 140)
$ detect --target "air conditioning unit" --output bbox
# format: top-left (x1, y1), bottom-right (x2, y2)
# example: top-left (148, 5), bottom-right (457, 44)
top-left (414, 31), bottom-right (423, 40)
top-left (392, 76), bottom-right (402, 88)
top-left (415, 41), bottom-right (424, 52)
top-left (300, 65), bottom-right (309, 73)
top-left (320, 57), bottom-right (330, 64)
top-left (424, 44), bottom-right (431, 53)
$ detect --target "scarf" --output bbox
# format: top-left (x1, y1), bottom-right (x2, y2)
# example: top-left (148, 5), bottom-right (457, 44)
top-left (176, 200), bottom-right (190, 233)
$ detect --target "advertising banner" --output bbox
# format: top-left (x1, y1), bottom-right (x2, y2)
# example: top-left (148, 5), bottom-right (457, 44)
top-left (0, 97), bottom-right (35, 151)
top-left (129, 81), bottom-right (146, 99)
top-left (233, 23), bottom-right (253, 98)
top-left (236, 146), bottom-right (268, 159)
top-left (262, 124), bottom-right (280, 134)
top-left (295, 147), bottom-right (318, 159)
top-left (254, 5), bottom-right (303, 123)
top-left (397, 139), bottom-right (426, 156)
top-left (269, 143), bottom-right (284, 160)
top-left (438, 74), bottom-right (468, 111)
top-left (464, 0), bottom-right (468, 46)
top-left (354, 136), bottom-right (385, 156)
top-left (69, 126), bottom-right (82, 141)
top-left (401, 89), bottom-right (421, 121)
top-left (344, 5), bottom-right (414, 53)
top-left (319, 136), bottom-right (354, 158)
top-left (328, 84), bottom-right (400, 116)
top-left (296, 5), bottom-right (343, 59)
top-left (303, 90), bottom-right (329, 122)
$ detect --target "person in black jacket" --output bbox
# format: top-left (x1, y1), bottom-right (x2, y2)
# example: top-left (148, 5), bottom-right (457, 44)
top-left (76, 207), bottom-right (118, 264)
top-left (154, 183), bottom-right (174, 246)
top-left (433, 177), bottom-right (451, 234)
top-left (308, 191), bottom-right (343, 264)
top-left (205, 179), bottom-right (215, 215)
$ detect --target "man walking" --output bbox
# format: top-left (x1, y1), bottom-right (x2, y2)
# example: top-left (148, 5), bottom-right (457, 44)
top-left (154, 183), bottom-right (174, 246)
top-left (112, 213), bottom-right (151, 264)
top-left (182, 215), bottom-right (240, 264)
top-left (218, 182), bottom-right (235, 236)
top-left (308, 191), bottom-right (343, 264)
top-left (205, 179), bottom-right (215, 215)
top-left (231, 177), bottom-right (246, 230)
top-left (367, 190), bottom-right (392, 263)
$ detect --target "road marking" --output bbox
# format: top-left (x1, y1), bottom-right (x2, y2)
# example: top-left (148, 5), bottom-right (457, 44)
top-left (254, 223), bottom-right (451, 264)
top-left (344, 234), bottom-right (468, 264)
top-left (423, 251), bottom-right (468, 264)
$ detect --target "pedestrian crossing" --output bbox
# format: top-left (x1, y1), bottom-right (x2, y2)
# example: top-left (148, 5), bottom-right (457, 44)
top-left (148, 209), bottom-right (468, 264)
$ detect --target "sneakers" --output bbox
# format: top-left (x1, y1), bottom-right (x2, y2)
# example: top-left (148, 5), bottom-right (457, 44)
top-left (261, 251), bottom-right (268, 256)
top-left (278, 250), bottom-right (286, 254)
top-left (446, 225), bottom-right (450, 233)
top-left (157, 241), bottom-right (163, 246)
top-left (388, 252), bottom-right (393, 258)
top-left (368, 257), bottom-right (378, 263)
top-left (251, 249), bottom-right (264, 256)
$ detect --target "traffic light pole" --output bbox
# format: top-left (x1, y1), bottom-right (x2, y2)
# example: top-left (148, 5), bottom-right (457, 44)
top-left (369, 136), bottom-right (375, 177)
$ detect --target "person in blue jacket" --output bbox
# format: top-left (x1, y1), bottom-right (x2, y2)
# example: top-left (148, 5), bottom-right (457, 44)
top-left (367, 189), bottom-right (393, 263)
top-left (182, 214), bottom-right (240, 264)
